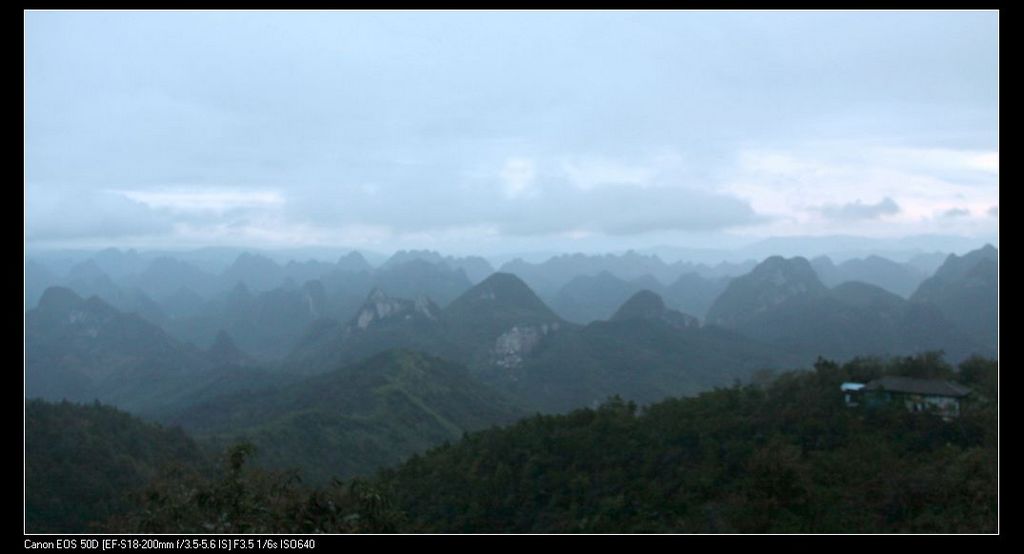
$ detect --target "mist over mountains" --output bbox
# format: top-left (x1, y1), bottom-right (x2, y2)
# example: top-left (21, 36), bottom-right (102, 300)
top-left (24, 241), bottom-right (998, 529)
top-left (24, 8), bottom-right (999, 534)
top-left (26, 242), bottom-right (997, 409)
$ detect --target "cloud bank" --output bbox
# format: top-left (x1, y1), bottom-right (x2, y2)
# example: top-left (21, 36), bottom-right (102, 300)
top-left (816, 197), bottom-right (901, 221)
top-left (25, 11), bottom-right (997, 251)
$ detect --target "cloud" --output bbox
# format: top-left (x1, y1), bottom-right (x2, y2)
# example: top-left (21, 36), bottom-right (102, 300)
top-left (872, 147), bottom-right (998, 181)
top-left (25, 13), bottom-right (996, 251)
top-left (941, 207), bottom-right (970, 218)
top-left (561, 157), bottom-right (656, 190)
top-left (499, 158), bottom-right (538, 199)
top-left (116, 188), bottom-right (285, 215)
top-left (495, 184), bottom-right (765, 236)
top-left (724, 145), bottom-right (998, 238)
top-left (277, 158), bottom-right (765, 239)
top-left (26, 185), bottom-right (303, 248)
top-left (26, 187), bottom-right (175, 241)
top-left (815, 197), bottom-right (900, 221)
top-left (988, 206), bottom-right (998, 217)
top-left (170, 219), bottom-right (365, 248)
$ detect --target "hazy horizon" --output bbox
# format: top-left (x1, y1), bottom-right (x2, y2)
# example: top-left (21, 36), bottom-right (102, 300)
top-left (26, 11), bottom-right (997, 257)
top-left (23, 233), bottom-right (997, 272)
top-left (23, 11), bottom-right (1000, 535)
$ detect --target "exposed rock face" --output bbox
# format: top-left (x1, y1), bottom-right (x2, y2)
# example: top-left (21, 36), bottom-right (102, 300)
top-left (301, 281), bottom-right (328, 319)
top-left (437, 273), bottom-right (568, 380)
top-left (493, 326), bottom-right (540, 370)
top-left (58, 296), bottom-right (119, 339)
top-left (288, 272), bottom-right (570, 381)
top-left (487, 321), bottom-right (561, 378)
top-left (350, 288), bottom-right (440, 332)
top-left (413, 296), bottom-right (438, 317)
top-left (66, 309), bottom-right (110, 333)
top-left (491, 322), bottom-right (561, 375)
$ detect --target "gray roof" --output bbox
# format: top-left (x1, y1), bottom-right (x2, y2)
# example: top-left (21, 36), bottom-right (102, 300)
top-left (864, 376), bottom-right (971, 398)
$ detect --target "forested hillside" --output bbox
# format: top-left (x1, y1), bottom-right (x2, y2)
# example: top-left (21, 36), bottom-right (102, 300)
top-left (26, 400), bottom-right (206, 533)
top-left (108, 353), bottom-right (996, 534)
top-left (377, 353), bottom-right (997, 533)
top-left (163, 350), bottom-right (525, 483)
top-left (24, 246), bottom-right (998, 534)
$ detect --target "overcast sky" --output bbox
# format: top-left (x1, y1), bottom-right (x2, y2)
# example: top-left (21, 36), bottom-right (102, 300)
top-left (25, 10), bottom-right (998, 255)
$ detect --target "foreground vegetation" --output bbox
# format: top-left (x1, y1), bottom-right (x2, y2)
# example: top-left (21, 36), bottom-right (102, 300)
top-left (28, 352), bottom-right (996, 533)
top-left (25, 399), bottom-right (205, 532)
top-left (380, 353), bottom-right (996, 533)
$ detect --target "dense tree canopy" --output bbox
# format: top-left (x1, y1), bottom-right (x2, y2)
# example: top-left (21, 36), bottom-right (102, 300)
top-left (100, 352), bottom-right (996, 534)
top-left (25, 399), bottom-right (205, 532)
top-left (376, 353), bottom-right (996, 533)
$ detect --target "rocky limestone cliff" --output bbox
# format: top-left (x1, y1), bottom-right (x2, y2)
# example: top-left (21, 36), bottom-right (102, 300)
top-left (349, 288), bottom-right (440, 333)
top-left (491, 322), bottom-right (561, 374)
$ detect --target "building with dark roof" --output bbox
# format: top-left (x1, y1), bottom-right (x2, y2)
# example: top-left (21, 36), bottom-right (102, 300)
top-left (859, 376), bottom-right (971, 419)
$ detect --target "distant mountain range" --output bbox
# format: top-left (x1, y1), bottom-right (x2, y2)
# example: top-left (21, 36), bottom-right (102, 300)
top-left (550, 270), bottom-right (731, 323)
top-left (382, 250), bottom-right (494, 284)
top-left (811, 255), bottom-right (929, 298)
top-left (285, 272), bottom-right (565, 382)
top-left (25, 287), bottom-right (291, 418)
top-left (513, 290), bottom-right (783, 413)
top-left (27, 244), bottom-right (996, 419)
top-left (286, 272), bottom-right (789, 413)
top-left (24, 243), bottom-right (998, 533)
top-left (26, 242), bottom-right (990, 332)
top-left (25, 250), bottom-right (483, 362)
top-left (706, 248), bottom-right (995, 363)
top-left (498, 251), bottom-right (755, 299)
top-left (160, 280), bottom-right (330, 360)
top-left (911, 244), bottom-right (997, 353)
top-left (646, 234), bottom-right (996, 264)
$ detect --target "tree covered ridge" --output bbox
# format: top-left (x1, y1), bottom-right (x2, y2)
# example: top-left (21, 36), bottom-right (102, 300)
top-left (97, 352), bottom-right (996, 534)
top-left (106, 443), bottom-right (403, 534)
top-left (165, 349), bottom-right (526, 485)
top-left (25, 399), bottom-right (206, 533)
top-left (376, 353), bottom-right (996, 533)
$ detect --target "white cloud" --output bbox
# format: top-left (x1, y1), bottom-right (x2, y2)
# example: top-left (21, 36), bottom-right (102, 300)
top-left (115, 187), bottom-right (285, 215)
top-left (495, 182), bottom-right (765, 236)
top-left (872, 147), bottom-right (999, 177)
top-left (171, 220), bottom-right (395, 248)
top-left (558, 151), bottom-right (697, 192)
top-left (723, 144), bottom-right (998, 238)
top-left (26, 187), bottom-right (174, 241)
top-left (499, 158), bottom-right (538, 199)
top-left (561, 157), bottom-right (656, 190)
top-left (25, 12), bottom-right (996, 253)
